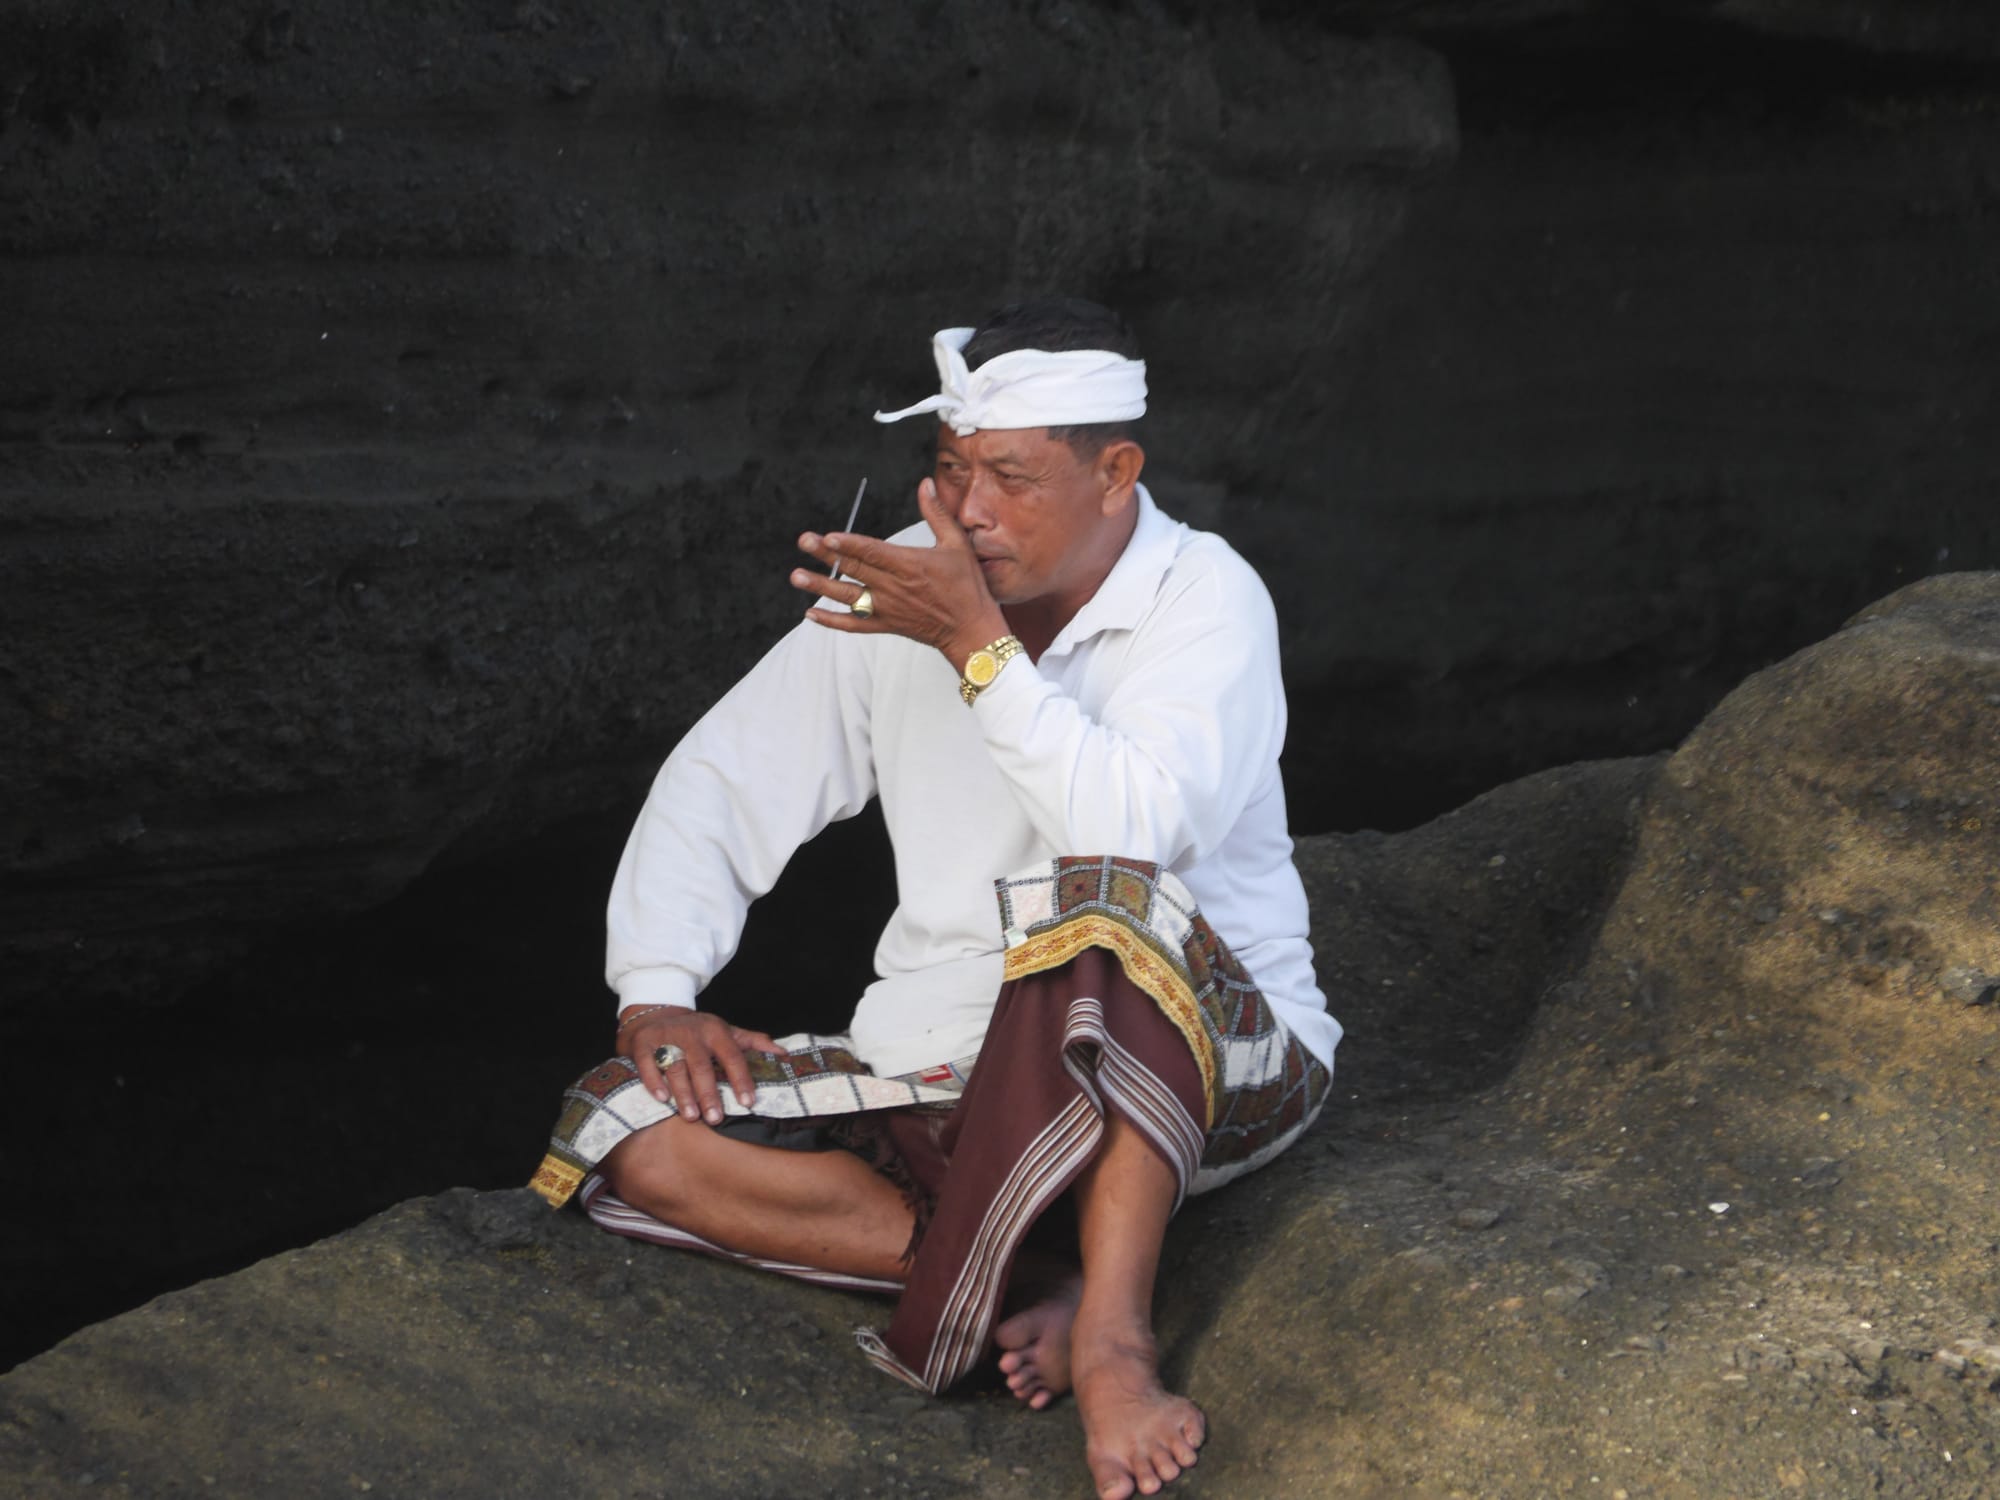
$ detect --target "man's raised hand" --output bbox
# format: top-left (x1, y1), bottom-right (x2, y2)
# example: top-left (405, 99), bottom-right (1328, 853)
top-left (791, 477), bottom-right (1007, 668)
top-left (618, 1007), bottom-right (786, 1126)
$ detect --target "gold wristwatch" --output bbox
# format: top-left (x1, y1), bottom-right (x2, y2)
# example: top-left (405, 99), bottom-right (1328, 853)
top-left (959, 634), bottom-right (1024, 706)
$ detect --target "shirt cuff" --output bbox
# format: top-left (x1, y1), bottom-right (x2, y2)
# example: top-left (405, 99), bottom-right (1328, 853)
top-left (613, 968), bottom-right (699, 1013)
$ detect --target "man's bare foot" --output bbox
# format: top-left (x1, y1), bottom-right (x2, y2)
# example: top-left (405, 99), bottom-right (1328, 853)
top-left (1071, 1315), bottom-right (1205, 1499)
top-left (994, 1269), bottom-right (1082, 1409)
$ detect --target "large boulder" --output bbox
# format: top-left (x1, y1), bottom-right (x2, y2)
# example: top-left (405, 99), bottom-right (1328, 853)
top-left (1210, 571), bottom-right (2000, 1496)
top-left (7, 574), bottom-right (1995, 1496)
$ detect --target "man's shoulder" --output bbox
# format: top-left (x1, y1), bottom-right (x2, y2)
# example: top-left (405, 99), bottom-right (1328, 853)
top-left (1154, 514), bottom-right (1278, 622)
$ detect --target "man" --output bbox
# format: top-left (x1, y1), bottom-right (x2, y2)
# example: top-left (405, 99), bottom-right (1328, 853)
top-left (532, 299), bottom-right (1341, 1500)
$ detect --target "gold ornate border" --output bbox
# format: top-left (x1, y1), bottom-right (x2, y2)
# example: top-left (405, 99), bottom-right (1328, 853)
top-left (1004, 912), bottom-right (1217, 1124)
top-left (530, 1155), bottom-right (585, 1209)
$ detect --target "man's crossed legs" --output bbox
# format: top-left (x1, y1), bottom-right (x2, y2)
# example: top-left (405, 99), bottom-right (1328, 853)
top-left (601, 1107), bottom-right (1203, 1499)
top-left (537, 861), bottom-right (1329, 1499)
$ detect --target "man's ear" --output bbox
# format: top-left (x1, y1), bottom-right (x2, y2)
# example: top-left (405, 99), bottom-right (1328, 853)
top-left (1097, 439), bottom-right (1145, 515)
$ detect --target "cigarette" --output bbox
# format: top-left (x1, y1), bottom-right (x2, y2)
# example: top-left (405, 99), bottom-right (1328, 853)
top-left (828, 477), bottom-right (867, 584)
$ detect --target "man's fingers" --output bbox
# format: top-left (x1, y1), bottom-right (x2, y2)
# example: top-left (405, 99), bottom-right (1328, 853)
top-left (714, 1034), bottom-right (759, 1110)
top-left (681, 1045), bottom-right (727, 1126)
top-left (788, 563), bottom-right (841, 601)
top-left (633, 1045), bottom-right (670, 1105)
top-left (802, 605), bottom-right (871, 632)
top-left (790, 567), bottom-right (875, 610)
top-left (625, 1013), bottom-right (776, 1116)
top-left (802, 528), bottom-right (900, 577)
top-left (664, 1055), bottom-right (698, 1120)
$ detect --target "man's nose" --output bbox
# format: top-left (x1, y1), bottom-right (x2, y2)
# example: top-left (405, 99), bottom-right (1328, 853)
top-left (956, 471), bottom-right (998, 530)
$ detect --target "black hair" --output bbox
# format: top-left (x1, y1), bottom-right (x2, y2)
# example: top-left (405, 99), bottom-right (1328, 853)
top-left (959, 297), bottom-right (1143, 459)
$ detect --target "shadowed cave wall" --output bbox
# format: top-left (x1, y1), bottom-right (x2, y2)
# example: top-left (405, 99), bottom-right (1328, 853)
top-left (2, 0), bottom-right (1997, 1370)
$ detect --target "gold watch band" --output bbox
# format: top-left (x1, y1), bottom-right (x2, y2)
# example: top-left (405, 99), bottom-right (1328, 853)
top-left (959, 634), bottom-right (1025, 706)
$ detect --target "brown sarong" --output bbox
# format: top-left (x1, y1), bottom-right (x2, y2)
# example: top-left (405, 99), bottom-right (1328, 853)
top-left (531, 856), bottom-right (1330, 1393)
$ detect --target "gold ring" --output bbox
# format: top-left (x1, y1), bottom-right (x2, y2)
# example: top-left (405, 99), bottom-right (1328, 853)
top-left (851, 587), bottom-right (876, 619)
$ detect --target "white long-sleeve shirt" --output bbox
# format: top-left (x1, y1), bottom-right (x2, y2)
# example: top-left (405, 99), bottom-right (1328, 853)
top-left (606, 487), bottom-right (1341, 1078)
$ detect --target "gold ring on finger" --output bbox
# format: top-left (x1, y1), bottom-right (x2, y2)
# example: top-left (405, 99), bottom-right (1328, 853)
top-left (851, 586), bottom-right (876, 619)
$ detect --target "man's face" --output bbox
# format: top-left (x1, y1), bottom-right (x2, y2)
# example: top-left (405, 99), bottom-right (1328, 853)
top-left (932, 425), bottom-right (1123, 611)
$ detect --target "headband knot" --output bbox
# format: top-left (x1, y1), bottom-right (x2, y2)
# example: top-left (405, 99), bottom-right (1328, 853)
top-left (874, 327), bottom-right (1147, 436)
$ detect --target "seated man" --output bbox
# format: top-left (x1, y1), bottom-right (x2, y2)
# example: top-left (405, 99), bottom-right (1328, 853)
top-left (531, 298), bottom-right (1341, 1500)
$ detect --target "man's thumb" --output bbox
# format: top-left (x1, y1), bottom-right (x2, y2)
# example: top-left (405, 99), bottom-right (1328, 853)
top-left (919, 477), bottom-right (965, 542)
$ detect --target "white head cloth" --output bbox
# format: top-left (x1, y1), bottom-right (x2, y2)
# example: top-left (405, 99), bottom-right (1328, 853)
top-left (873, 326), bottom-right (1147, 437)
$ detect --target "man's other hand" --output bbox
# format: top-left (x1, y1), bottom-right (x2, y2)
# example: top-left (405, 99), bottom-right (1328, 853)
top-left (618, 1008), bottom-right (786, 1125)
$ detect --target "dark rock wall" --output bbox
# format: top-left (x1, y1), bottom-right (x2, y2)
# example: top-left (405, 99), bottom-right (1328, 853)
top-left (8, 6), bottom-right (1997, 1020)
top-left (0, 0), bottom-right (1453, 1010)
top-left (1250, 14), bottom-right (2000, 819)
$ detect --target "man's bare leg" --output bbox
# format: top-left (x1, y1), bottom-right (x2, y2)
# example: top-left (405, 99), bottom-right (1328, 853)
top-left (599, 1115), bottom-right (914, 1283)
top-left (1039, 1114), bottom-right (1204, 1499)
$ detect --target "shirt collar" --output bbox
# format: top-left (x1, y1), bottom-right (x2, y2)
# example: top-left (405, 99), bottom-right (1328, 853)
top-left (1042, 484), bottom-right (1180, 660)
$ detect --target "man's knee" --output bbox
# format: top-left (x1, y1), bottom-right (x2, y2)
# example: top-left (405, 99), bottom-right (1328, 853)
top-left (600, 1118), bottom-right (711, 1214)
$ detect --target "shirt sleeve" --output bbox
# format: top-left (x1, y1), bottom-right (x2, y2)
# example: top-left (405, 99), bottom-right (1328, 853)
top-left (605, 619), bottom-right (876, 1012)
top-left (966, 549), bottom-right (1285, 869)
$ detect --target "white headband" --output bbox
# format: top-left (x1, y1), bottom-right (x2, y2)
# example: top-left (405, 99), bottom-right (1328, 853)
top-left (873, 326), bottom-right (1147, 437)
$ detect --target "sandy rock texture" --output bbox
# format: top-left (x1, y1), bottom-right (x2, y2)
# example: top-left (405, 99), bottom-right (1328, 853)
top-left (5, 573), bottom-right (1995, 1497)
top-left (8, 2), bottom-right (2000, 1017)
top-left (1218, 571), bottom-right (2000, 1497)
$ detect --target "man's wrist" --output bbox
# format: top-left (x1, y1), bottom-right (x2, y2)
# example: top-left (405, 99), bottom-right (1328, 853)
top-left (958, 634), bottom-right (1025, 706)
top-left (614, 968), bottom-right (700, 1011)
top-left (944, 609), bottom-right (1010, 673)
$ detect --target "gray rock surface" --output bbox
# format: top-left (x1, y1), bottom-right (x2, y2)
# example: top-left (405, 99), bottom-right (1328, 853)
top-left (6, 573), bottom-right (1996, 1497)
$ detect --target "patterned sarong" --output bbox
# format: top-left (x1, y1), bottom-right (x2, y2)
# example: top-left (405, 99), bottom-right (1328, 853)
top-left (530, 856), bottom-right (1330, 1391)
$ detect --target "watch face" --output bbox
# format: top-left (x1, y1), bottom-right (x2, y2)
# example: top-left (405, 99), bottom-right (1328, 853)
top-left (965, 651), bottom-right (999, 687)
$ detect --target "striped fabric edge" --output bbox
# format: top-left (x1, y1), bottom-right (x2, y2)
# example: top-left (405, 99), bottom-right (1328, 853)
top-left (853, 996), bottom-right (1205, 1394)
top-left (856, 1092), bottom-right (1100, 1392)
top-left (1096, 1032), bottom-right (1205, 1211)
top-left (578, 1174), bottom-right (904, 1295)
